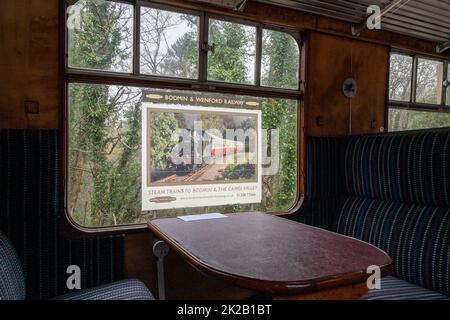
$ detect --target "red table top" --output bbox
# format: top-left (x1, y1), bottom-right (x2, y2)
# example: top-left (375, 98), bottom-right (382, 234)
top-left (148, 212), bottom-right (392, 294)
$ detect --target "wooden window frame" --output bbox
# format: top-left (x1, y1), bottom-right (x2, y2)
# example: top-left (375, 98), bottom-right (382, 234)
top-left (60, 0), bottom-right (305, 234)
top-left (388, 50), bottom-right (450, 112)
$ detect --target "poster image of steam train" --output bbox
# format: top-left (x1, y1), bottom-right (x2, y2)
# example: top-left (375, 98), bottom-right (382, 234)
top-left (148, 109), bottom-right (258, 185)
top-left (142, 103), bottom-right (262, 211)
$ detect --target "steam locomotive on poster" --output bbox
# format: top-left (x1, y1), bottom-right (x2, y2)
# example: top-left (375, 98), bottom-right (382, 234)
top-left (171, 131), bottom-right (246, 173)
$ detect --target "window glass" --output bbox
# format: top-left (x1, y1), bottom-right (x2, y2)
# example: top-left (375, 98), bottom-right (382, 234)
top-left (389, 108), bottom-right (450, 132)
top-left (389, 54), bottom-right (413, 102)
top-left (68, 84), bottom-right (298, 227)
top-left (140, 7), bottom-right (199, 79)
top-left (207, 19), bottom-right (256, 84)
top-left (415, 58), bottom-right (444, 104)
top-left (261, 29), bottom-right (299, 90)
top-left (67, 0), bottom-right (134, 73)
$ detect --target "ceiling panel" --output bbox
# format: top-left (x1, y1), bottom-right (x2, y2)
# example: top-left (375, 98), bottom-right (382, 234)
top-left (255, 0), bottom-right (450, 45)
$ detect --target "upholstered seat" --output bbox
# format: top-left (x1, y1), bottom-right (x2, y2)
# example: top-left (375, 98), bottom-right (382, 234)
top-left (53, 279), bottom-right (154, 300)
top-left (294, 129), bottom-right (450, 300)
top-left (0, 231), bottom-right (154, 301)
top-left (362, 277), bottom-right (450, 300)
top-left (0, 232), bottom-right (26, 300)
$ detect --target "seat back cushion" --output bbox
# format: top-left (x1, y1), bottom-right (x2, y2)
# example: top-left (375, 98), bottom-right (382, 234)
top-left (334, 197), bottom-right (450, 296)
top-left (342, 130), bottom-right (450, 207)
top-left (0, 231), bottom-right (26, 300)
top-left (294, 137), bottom-right (341, 229)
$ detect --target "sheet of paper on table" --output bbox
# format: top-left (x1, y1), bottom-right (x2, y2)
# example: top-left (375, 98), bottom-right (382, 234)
top-left (178, 213), bottom-right (228, 222)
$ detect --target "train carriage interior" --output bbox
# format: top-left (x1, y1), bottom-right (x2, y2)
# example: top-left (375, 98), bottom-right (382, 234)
top-left (1, 0), bottom-right (450, 310)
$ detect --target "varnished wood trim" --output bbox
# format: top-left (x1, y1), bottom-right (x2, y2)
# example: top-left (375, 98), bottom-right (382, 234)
top-left (273, 282), bottom-right (368, 300)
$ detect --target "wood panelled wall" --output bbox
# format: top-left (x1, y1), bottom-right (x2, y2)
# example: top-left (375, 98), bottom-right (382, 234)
top-left (0, 0), bottom-right (59, 129)
top-left (305, 32), bottom-right (389, 137)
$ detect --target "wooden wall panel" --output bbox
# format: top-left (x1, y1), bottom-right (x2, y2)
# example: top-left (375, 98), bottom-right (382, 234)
top-left (0, 0), bottom-right (59, 129)
top-left (306, 33), bottom-right (352, 137)
top-left (351, 42), bottom-right (388, 135)
top-left (305, 32), bottom-right (388, 137)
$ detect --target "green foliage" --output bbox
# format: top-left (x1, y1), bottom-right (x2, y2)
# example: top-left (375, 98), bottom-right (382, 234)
top-left (223, 164), bottom-right (255, 180)
top-left (260, 30), bottom-right (299, 211)
top-left (69, 0), bottom-right (132, 72)
top-left (69, 2), bottom-right (141, 227)
top-left (208, 20), bottom-right (254, 84)
top-left (162, 31), bottom-right (199, 78)
top-left (262, 30), bottom-right (299, 89)
top-left (150, 112), bottom-right (179, 170)
top-left (262, 99), bottom-right (297, 210)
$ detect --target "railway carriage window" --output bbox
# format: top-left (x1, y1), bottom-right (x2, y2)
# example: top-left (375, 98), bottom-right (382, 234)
top-left (65, 3), bottom-right (301, 228)
top-left (415, 58), bottom-right (444, 105)
top-left (207, 19), bottom-right (257, 84)
top-left (67, 0), bottom-right (134, 73)
top-left (389, 53), bottom-right (413, 102)
top-left (388, 52), bottom-right (450, 132)
top-left (389, 108), bottom-right (450, 131)
top-left (68, 84), bottom-right (298, 227)
top-left (140, 7), bottom-right (200, 78)
top-left (261, 29), bottom-right (299, 90)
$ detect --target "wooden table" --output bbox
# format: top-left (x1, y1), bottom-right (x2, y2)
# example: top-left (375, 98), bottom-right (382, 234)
top-left (148, 212), bottom-right (392, 300)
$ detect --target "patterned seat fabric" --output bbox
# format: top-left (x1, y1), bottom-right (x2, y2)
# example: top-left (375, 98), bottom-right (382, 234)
top-left (334, 197), bottom-right (450, 296)
top-left (298, 129), bottom-right (450, 299)
top-left (1, 230), bottom-right (153, 300)
top-left (54, 279), bottom-right (154, 301)
top-left (291, 137), bottom-right (341, 229)
top-left (362, 276), bottom-right (450, 300)
top-left (0, 231), bottom-right (26, 300)
top-left (341, 131), bottom-right (450, 208)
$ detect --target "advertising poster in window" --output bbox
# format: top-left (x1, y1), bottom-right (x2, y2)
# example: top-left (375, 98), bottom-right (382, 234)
top-left (142, 91), bottom-right (262, 211)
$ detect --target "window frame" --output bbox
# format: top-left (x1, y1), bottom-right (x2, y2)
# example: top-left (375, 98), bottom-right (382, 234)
top-left (138, 2), bottom-right (203, 79)
top-left (205, 14), bottom-right (260, 85)
top-left (259, 26), bottom-right (301, 90)
top-left (388, 50), bottom-right (450, 111)
top-left (61, 0), bottom-right (304, 233)
top-left (64, 1), bottom-right (303, 98)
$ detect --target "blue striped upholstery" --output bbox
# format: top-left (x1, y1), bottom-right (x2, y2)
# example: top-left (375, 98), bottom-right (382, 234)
top-left (292, 137), bottom-right (341, 229)
top-left (0, 231), bottom-right (26, 300)
top-left (362, 276), bottom-right (450, 300)
top-left (334, 197), bottom-right (450, 296)
top-left (298, 128), bottom-right (450, 299)
top-left (342, 131), bottom-right (450, 207)
top-left (54, 279), bottom-right (154, 301)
